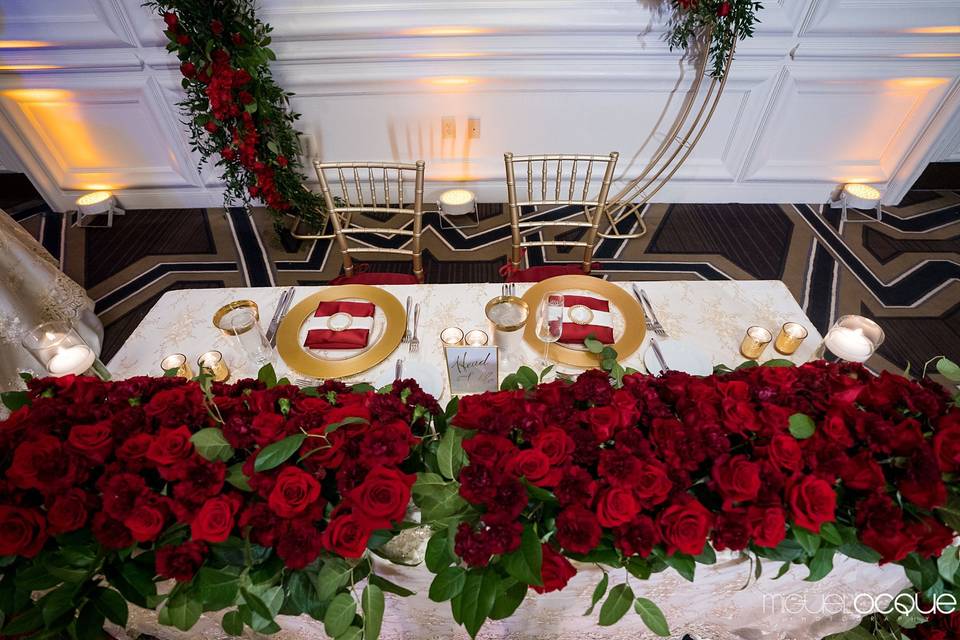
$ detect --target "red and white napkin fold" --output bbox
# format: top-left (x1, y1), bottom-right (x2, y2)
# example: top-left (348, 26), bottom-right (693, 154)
top-left (558, 295), bottom-right (614, 345)
top-left (303, 301), bottom-right (375, 350)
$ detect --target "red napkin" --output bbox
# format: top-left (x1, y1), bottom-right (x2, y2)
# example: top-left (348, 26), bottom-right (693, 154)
top-left (558, 295), bottom-right (614, 345)
top-left (304, 301), bottom-right (375, 349)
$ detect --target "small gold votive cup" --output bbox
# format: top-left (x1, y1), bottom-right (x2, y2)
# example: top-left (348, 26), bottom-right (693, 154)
top-left (464, 329), bottom-right (489, 346)
top-left (740, 326), bottom-right (773, 359)
top-left (774, 322), bottom-right (808, 355)
top-left (160, 353), bottom-right (193, 379)
top-left (197, 350), bottom-right (230, 382)
top-left (440, 327), bottom-right (465, 346)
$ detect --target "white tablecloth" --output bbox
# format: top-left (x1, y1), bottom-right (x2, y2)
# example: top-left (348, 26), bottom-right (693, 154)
top-left (107, 281), bottom-right (908, 640)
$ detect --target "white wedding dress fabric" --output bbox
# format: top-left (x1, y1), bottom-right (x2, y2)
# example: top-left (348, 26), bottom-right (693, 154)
top-left (0, 208), bottom-right (102, 392)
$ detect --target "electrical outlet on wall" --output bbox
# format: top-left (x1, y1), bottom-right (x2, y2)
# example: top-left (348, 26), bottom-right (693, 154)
top-left (468, 117), bottom-right (481, 139)
top-left (441, 116), bottom-right (456, 139)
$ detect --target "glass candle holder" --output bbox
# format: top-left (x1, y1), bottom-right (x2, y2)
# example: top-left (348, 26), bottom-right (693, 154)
top-left (774, 322), bottom-right (808, 355)
top-left (740, 326), bottom-right (773, 360)
top-left (21, 320), bottom-right (109, 379)
top-left (220, 307), bottom-right (273, 367)
top-left (160, 353), bottom-right (193, 379)
top-left (464, 329), bottom-right (489, 346)
top-left (197, 350), bottom-right (230, 382)
top-left (440, 327), bottom-right (464, 346)
top-left (817, 315), bottom-right (884, 363)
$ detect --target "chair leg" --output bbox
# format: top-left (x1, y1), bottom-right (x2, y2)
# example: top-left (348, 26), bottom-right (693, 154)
top-left (413, 252), bottom-right (425, 283)
top-left (342, 253), bottom-right (355, 277)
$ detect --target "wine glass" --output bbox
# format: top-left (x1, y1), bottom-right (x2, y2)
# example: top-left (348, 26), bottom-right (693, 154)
top-left (536, 294), bottom-right (565, 372)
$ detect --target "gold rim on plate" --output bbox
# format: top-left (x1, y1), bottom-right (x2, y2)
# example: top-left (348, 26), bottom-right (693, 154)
top-left (521, 275), bottom-right (646, 368)
top-left (276, 285), bottom-right (405, 378)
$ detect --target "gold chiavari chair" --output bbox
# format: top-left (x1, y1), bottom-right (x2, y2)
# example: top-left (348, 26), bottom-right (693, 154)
top-left (504, 152), bottom-right (619, 276)
top-left (297, 160), bottom-right (426, 284)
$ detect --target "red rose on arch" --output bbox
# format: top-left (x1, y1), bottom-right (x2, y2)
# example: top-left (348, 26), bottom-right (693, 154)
top-left (532, 544), bottom-right (577, 594)
top-left (556, 505), bottom-right (602, 554)
top-left (47, 488), bottom-right (91, 535)
top-left (191, 495), bottom-right (241, 543)
top-left (268, 466), bottom-right (322, 518)
top-left (786, 476), bottom-right (837, 533)
top-left (323, 513), bottom-right (371, 558)
top-left (657, 495), bottom-right (713, 556)
top-left (0, 506), bottom-right (47, 558)
top-left (711, 455), bottom-right (761, 505)
top-left (348, 466), bottom-right (415, 529)
top-left (156, 540), bottom-right (207, 582)
top-left (595, 487), bottom-right (640, 528)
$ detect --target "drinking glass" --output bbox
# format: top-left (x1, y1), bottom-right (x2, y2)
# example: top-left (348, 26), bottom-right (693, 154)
top-left (224, 308), bottom-right (273, 367)
top-left (536, 294), bottom-right (565, 370)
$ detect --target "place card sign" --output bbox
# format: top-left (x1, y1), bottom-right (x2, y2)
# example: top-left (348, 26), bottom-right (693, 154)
top-left (444, 346), bottom-right (499, 395)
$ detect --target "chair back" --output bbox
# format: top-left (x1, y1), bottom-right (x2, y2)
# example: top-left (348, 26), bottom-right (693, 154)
top-left (504, 152), bottom-right (618, 274)
top-left (310, 161), bottom-right (426, 282)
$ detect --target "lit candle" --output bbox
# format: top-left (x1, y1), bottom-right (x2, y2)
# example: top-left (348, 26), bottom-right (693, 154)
top-left (823, 327), bottom-right (874, 362)
top-left (440, 327), bottom-right (465, 346)
top-left (774, 322), bottom-right (808, 355)
top-left (47, 345), bottom-right (96, 376)
top-left (464, 329), bottom-right (489, 346)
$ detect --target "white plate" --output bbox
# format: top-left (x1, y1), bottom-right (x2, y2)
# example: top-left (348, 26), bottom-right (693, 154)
top-left (297, 300), bottom-right (386, 361)
top-left (373, 360), bottom-right (445, 400)
top-left (643, 339), bottom-right (713, 376)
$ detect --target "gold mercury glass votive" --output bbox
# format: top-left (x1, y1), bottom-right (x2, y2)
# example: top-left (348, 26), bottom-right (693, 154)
top-left (160, 353), bottom-right (193, 379)
top-left (740, 326), bottom-right (773, 359)
top-left (197, 350), bottom-right (230, 382)
top-left (464, 329), bottom-right (489, 346)
top-left (774, 322), bottom-right (808, 355)
top-left (440, 327), bottom-right (465, 346)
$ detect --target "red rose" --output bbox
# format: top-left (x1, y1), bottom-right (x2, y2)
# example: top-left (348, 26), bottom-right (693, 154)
top-left (116, 433), bottom-right (153, 464)
top-left (657, 495), bottom-right (713, 556)
top-left (191, 495), bottom-right (239, 543)
top-left (614, 514), bottom-right (659, 557)
top-left (595, 487), bottom-right (639, 528)
top-left (899, 450), bottom-right (947, 509)
top-left (277, 155), bottom-right (288, 168)
top-left (786, 476), bottom-right (836, 533)
top-left (556, 506), bottom-right (601, 554)
top-left (8, 435), bottom-right (76, 494)
top-left (231, 32), bottom-right (244, 46)
top-left (507, 449), bottom-right (557, 487)
top-left (711, 455), bottom-right (761, 505)
top-left (156, 541), bottom-right (207, 582)
top-left (92, 513), bottom-right (133, 550)
top-left (933, 415), bottom-right (960, 472)
top-left (768, 434), bottom-right (803, 472)
top-left (0, 507), bottom-right (47, 558)
top-left (462, 434), bottom-right (515, 467)
top-left (101, 473), bottom-right (147, 520)
top-left (348, 466), bottom-right (415, 528)
top-left (322, 513), bottom-right (371, 558)
top-left (713, 509), bottom-right (751, 551)
top-left (717, 1), bottom-right (731, 17)
top-left (555, 465), bottom-right (597, 507)
top-left (857, 494), bottom-right (916, 564)
top-left (632, 462), bottom-right (672, 507)
top-left (180, 62), bottom-right (196, 78)
top-left (585, 406), bottom-right (620, 441)
top-left (210, 19), bottom-right (224, 36)
top-left (533, 427), bottom-right (575, 466)
top-left (268, 467), bottom-right (322, 518)
top-left (124, 502), bottom-right (166, 543)
top-left (176, 34), bottom-right (190, 46)
top-left (840, 452), bottom-right (885, 491)
top-left (910, 517), bottom-right (954, 558)
top-left (532, 544), bottom-right (576, 594)
top-left (204, 121), bottom-right (219, 134)
top-left (47, 489), bottom-right (90, 535)
top-left (163, 12), bottom-right (178, 29)
top-left (748, 506), bottom-right (787, 549)
top-left (146, 425), bottom-right (194, 466)
top-left (67, 421), bottom-right (113, 463)
top-left (276, 519), bottom-right (323, 569)
top-left (238, 91), bottom-right (254, 105)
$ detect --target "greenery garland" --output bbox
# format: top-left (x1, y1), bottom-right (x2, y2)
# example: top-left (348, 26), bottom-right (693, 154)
top-left (669, 0), bottom-right (764, 78)
top-left (145, 0), bottom-right (326, 231)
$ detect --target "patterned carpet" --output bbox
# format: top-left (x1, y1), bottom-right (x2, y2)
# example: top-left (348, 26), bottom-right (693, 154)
top-left (3, 167), bottom-right (959, 379)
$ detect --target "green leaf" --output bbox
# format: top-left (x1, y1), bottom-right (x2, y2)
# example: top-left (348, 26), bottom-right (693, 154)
top-left (938, 545), bottom-right (960, 583)
top-left (459, 568), bottom-right (498, 638)
top-left (254, 433), bottom-right (306, 472)
top-left (663, 553), bottom-right (695, 582)
top-left (694, 544), bottom-right (717, 565)
top-left (539, 364), bottom-right (555, 382)
top-left (429, 566), bottom-right (466, 602)
top-left (315, 559), bottom-right (353, 601)
top-left (793, 526), bottom-right (821, 556)
top-left (245, 101), bottom-right (258, 113)
top-left (762, 358), bottom-right (796, 368)
top-left (788, 413), bottom-right (816, 439)
top-left (902, 553), bottom-right (939, 591)
top-left (489, 579), bottom-right (526, 620)
top-left (758, 538), bottom-right (805, 562)
top-left (361, 584), bottom-right (384, 640)
top-left (325, 416), bottom-right (368, 435)
top-left (226, 462), bottom-right (252, 491)
top-left (1, 391), bottom-right (29, 411)
top-left (584, 336), bottom-right (605, 354)
top-left (515, 366), bottom-right (538, 390)
top-left (3, 606), bottom-right (42, 635)
top-left (819, 522), bottom-right (843, 546)
top-left (425, 529), bottom-right (455, 573)
top-left (822, 625), bottom-right (876, 640)
top-left (583, 572), bottom-right (608, 616)
top-left (337, 627), bottom-right (363, 640)
top-left (805, 547), bottom-right (836, 582)
top-left (522, 479), bottom-right (559, 504)
top-left (598, 583), bottom-right (634, 626)
top-left (737, 360), bottom-right (759, 369)
top-left (16, 564), bottom-right (61, 592)
top-left (937, 494), bottom-right (960, 532)
top-left (437, 427), bottom-right (468, 480)
top-left (368, 574), bottom-right (414, 598)
top-left (195, 568), bottom-right (240, 611)
top-left (936, 357), bottom-right (960, 382)
top-left (158, 591), bottom-right (202, 631)
top-left (323, 593), bottom-right (356, 639)
top-left (75, 602), bottom-right (104, 640)
top-left (190, 428), bottom-right (234, 462)
top-left (634, 597), bottom-right (670, 637)
top-left (221, 609), bottom-right (244, 636)
top-left (94, 588), bottom-right (128, 626)
top-left (40, 584), bottom-right (78, 627)
top-left (412, 473), bottom-right (468, 521)
top-left (838, 542), bottom-right (882, 564)
top-left (501, 526), bottom-right (543, 586)
top-left (257, 363), bottom-right (277, 387)
top-left (240, 587), bottom-right (275, 622)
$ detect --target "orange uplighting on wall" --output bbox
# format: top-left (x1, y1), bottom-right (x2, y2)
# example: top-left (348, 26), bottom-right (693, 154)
top-left (2, 88), bottom-right (72, 101)
top-left (0, 40), bottom-right (52, 49)
top-left (402, 26), bottom-right (491, 37)
top-left (899, 53), bottom-right (960, 58)
top-left (412, 52), bottom-right (485, 59)
top-left (905, 26), bottom-right (960, 34)
top-left (887, 77), bottom-right (950, 89)
top-left (0, 65), bottom-right (61, 71)
top-left (424, 77), bottom-right (475, 86)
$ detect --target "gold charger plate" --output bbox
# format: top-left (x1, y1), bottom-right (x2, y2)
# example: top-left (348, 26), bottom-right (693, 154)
top-left (521, 275), bottom-right (645, 368)
top-left (276, 285), bottom-right (405, 378)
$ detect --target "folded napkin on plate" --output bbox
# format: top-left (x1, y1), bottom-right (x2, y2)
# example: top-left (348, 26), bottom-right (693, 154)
top-left (558, 295), bottom-right (614, 345)
top-left (303, 301), bottom-right (376, 350)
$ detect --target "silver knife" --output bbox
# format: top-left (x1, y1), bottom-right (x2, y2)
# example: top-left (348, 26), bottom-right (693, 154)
top-left (650, 337), bottom-right (670, 372)
top-left (266, 287), bottom-right (294, 346)
top-left (631, 284), bottom-right (656, 329)
top-left (639, 288), bottom-right (662, 329)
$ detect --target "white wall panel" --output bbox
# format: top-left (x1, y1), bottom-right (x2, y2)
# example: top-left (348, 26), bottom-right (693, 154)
top-left (0, 0), bottom-right (958, 210)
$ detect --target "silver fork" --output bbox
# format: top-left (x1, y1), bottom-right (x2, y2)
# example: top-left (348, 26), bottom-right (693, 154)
top-left (394, 358), bottom-right (404, 380)
top-left (401, 296), bottom-right (412, 343)
top-left (635, 286), bottom-right (668, 338)
top-left (408, 303), bottom-right (421, 353)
